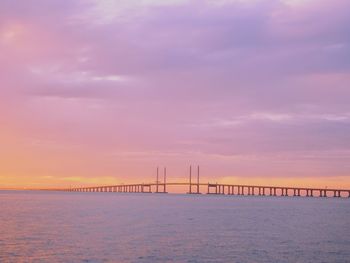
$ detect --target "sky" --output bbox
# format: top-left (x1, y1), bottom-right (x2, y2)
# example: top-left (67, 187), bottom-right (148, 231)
top-left (0, 0), bottom-right (350, 189)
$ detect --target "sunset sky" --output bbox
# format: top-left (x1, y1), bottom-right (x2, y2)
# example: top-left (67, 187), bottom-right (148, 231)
top-left (1, 0), bottom-right (349, 189)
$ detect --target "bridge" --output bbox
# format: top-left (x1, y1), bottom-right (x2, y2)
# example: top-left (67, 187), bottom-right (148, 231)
top-left (63, 166), bottom-right (350, 198)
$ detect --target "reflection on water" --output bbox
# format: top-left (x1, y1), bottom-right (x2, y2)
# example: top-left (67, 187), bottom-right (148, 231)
top-left (0, 191), bottom-right (349, 262)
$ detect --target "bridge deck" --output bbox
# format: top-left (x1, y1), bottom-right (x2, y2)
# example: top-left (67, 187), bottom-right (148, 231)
top-left (50, 181), bottom-right (350, 198)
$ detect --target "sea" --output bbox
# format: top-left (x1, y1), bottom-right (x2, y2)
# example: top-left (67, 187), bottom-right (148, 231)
top-left (0, 191), bottom-right (349, 263)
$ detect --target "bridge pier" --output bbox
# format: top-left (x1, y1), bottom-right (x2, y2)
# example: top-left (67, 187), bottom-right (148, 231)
top-left (218, 185), bottom-right (222, 194)
top-left (207, 183), bottom-right (218, 194)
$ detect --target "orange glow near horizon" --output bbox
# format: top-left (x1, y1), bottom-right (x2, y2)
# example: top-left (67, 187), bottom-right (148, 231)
top-left (2, 174), bottom-right (350, 191)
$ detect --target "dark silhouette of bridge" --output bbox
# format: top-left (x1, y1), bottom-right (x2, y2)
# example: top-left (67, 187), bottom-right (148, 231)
top-left (60, 166), bottom-right (350, 198)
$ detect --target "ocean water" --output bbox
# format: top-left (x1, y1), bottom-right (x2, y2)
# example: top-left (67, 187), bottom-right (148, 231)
top-left (0, 191), bottom-right (349, 263)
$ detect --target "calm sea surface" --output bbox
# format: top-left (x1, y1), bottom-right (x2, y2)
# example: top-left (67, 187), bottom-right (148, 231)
top-left (0, 191), bottom-right (349, 263)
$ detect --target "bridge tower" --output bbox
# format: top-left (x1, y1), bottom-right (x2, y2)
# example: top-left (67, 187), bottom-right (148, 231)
top-left (188, 165), bottom-right (200, 194)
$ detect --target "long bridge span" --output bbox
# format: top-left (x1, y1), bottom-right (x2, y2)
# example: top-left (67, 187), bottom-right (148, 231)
top-left (61, 166), bottom-right (350, 198)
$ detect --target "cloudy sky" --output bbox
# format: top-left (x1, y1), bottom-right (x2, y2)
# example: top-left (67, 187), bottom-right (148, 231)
top-left (1, 0), bottom-right (349, 188)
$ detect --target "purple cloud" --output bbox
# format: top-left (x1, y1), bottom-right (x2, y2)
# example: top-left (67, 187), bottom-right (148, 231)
top-left (0, 0), bottom-right (349, 185)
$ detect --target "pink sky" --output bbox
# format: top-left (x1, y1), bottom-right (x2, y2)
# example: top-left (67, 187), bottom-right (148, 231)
top-left (1, 0), bottom-right (350, 188)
